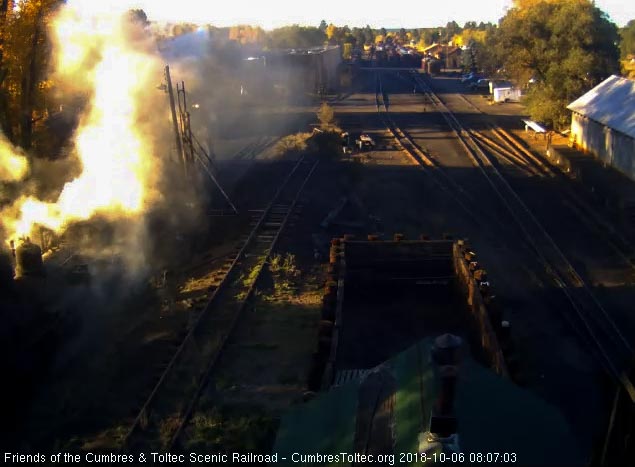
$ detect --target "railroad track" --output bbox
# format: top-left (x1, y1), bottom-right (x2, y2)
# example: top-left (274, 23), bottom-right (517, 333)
top-left (374, 72), bottom-right (532, 245)
top-left (121, 156), bottom-right (319, 453)
top-left (231, 136), bottom-right (279, 161)
top-left (454, 93), bottom-right (554, 178)
top-left (407, 70), bottom-right (635, 399)
top-left (374, 72), bottom-right (487, 230)
top-left (468, 130), bottom-right (542, 178)
top-left (456, 90), bottom-right (635, 272)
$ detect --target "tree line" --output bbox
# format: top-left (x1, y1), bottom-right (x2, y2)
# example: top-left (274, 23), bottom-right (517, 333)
top-left (203, 21), bottom-right (496, 52)
top-left (0, 0), bottom-right (633, 152)
top-left (189, 2), bottom-right (631, 129)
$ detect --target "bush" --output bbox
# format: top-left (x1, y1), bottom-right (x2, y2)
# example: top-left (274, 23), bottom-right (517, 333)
top-left (317, 103), bottom-right (335, 128)
top-left (272, 133), bottom-right (312, 158)
top-left (273, 127), bottom-right (344, 160)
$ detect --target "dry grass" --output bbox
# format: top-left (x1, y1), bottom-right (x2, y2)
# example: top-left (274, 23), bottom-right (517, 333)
top-left (272, 133), bottom-right (312, 158)
top-left (159, 415), bottom-right (183, 447)
top-left (183, 291), bottom-right (319, 452)
top-left (271, 127), bottom-right (345, 160)
top-left (180, 273), bottom-right (216, 294)
top-left (235, 256), bottom-right (267, 300)
top-left (78, 424), bottom-right (128, 452)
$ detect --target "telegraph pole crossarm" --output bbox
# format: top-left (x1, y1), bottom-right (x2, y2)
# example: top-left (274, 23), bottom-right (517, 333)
top-left (173, 77), bottom-right (238, 214)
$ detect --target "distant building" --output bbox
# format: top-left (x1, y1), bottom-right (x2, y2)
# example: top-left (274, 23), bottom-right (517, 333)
top-left (266, 46), bottom-right (342, 97)
top-left (422, 43), bottom-right (444, 57)
top-left (422, 43), bottom-right (461, 68)
top-left (567, 75), bottom-right (635, 181)
top-left (444, 47), bottom-right (462, 68)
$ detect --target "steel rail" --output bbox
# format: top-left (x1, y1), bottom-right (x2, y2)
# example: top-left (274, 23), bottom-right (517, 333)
top-left (410, 70), bottom-right (635, 400)
top-left (375, 72), bottom-right (531, 244)
top-left (121, 155), bottom-right (317, 451)
top-left (374, 72), bottom-right (484, 229)
top-left (457, 88), bottom-right (635, 275)
top-left (468, 131), bottom-right (541, 177)
top-left (455, 89), bottom-right (635, 357)
top-left (167, 158), bottom-right (319, 450)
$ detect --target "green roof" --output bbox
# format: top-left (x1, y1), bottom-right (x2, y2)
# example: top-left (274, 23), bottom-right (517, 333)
top-left (273, 340), bottom-right (584, 466)
top-left (274, 382), bottom-right (358, 466)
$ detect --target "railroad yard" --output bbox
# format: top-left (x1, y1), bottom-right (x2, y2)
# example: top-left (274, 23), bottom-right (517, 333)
top-left (338, 70), bottom-right (635, 458)
top-left (4, 63), bottom-right (635, 464)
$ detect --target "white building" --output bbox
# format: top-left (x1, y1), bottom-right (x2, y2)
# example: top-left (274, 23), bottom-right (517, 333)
top-left (567, 75), bottom-right (635, 181)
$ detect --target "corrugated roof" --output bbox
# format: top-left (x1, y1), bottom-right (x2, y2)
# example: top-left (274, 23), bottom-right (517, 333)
top-left (567, 75), bottom-right (635, 139)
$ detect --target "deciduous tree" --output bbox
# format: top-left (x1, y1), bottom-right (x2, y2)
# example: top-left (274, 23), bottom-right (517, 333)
top-left (228, 25), bottom-right (266, 45)
top-left (266, 25), bottom-right (325, 49)
top-left (490, 0), bottom-right (619, 128)
top-left (620, 19), bottom-right (635, 58)
top-left (1, 0), bottom-right (60, 149)
top-left (127, 9), bottom-right (149, 27)
top-left (316, 102), bottom-right (334, 128)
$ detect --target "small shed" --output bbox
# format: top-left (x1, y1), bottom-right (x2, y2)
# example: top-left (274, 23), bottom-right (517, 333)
top-left (567, 75), bottom-right (635, 181)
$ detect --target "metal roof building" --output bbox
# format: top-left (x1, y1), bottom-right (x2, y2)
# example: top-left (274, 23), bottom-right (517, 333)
top-left (567, 75), bottom-right (635, 181)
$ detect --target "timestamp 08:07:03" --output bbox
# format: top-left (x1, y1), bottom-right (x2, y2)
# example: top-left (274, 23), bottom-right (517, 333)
top-left (399, 452), bottom-right (518, 463)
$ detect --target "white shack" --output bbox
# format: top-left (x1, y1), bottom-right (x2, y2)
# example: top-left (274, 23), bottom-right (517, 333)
top-left (567, 75), bottom-right (635, 181)
top-left (493, 87), bottom-right (522, 103)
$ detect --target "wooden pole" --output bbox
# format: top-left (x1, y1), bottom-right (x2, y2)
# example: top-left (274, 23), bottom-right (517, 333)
top-left (165, 65), bottom-right (187, 178)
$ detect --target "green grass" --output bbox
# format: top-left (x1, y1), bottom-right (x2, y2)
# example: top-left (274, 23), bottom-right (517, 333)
top-left (235, 256), bottom-right (267, 300)
top-left (267, 253), bottom-right (301, 299)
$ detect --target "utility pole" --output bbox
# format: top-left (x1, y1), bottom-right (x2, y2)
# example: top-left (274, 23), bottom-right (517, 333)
top-left (165, 65), bottom-right (187, 178)
top-left (177, 81), bottom-right (195, 169)
top-left (175, 79), bottom-right (238, 214)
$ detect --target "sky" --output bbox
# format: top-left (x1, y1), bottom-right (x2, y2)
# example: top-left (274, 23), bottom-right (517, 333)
top-left (73, 0), bottom-right (635, 28)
